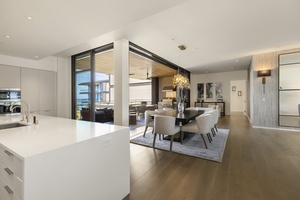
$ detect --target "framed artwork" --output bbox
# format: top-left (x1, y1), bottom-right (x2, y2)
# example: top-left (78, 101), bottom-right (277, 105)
top-left (232, 86), bottom-right (236, 91)
top-left (206, 82), bottom-right (214, 98)
top-left (238, 91), bottom-right (242, 96)
top-left (197, 83), bottom-right (204, 99)
top-left (215, 82), bottom-right (223, 98)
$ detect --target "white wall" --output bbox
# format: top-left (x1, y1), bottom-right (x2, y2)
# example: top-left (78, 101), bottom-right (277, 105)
top-left (191, 70), bottom-right (247, 115)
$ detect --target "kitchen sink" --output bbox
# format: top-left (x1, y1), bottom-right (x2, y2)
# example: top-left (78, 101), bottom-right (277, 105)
top-left (0, 122), bottom-right (29, 130)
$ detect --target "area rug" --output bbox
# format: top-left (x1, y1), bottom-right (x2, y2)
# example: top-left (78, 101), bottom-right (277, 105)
top-left (130, 128), bottom-right (230, 162)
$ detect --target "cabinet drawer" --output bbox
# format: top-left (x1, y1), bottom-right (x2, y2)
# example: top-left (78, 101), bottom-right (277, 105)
top-left (0, 178), bottom-right (20, 200)
top-left (0, 162), bottom-right (23, 199)
top-left (0, 147), bottom-right (23, 181)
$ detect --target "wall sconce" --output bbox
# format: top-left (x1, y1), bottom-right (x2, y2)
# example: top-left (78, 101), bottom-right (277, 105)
top-left (257, 70), bottom-right (271, 94)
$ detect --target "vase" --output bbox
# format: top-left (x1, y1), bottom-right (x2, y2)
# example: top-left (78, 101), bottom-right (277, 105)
top-left (178, 102), bottom-right (184, 113)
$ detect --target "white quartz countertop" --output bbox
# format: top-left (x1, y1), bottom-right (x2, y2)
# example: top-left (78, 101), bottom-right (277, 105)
top-left (0, 115), bottom-right (129, 159)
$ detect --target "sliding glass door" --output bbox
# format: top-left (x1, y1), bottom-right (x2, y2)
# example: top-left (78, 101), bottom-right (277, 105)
top-left (72, 44), bottom-right (114, 122)
top-left (73, 52), bottom-right (92, 121)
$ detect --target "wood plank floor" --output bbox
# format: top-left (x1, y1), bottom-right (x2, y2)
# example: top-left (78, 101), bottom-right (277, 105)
top-left (124, 115), bottom-right (300, 200)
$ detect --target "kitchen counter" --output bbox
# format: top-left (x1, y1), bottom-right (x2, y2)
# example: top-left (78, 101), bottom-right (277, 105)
top-left (0, 115), bottom-right (130, 200)
top-left (0, 115), bottom-right (126, 159)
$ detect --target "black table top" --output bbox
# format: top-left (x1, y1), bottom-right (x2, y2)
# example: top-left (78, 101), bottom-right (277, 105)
top-left (174, 110), bottom-right (204, 121)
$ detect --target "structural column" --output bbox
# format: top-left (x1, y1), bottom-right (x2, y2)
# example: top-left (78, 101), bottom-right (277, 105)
top-left (113, 39), bottom-right (129, 126)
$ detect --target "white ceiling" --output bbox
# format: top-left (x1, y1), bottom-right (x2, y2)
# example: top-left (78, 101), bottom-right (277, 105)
top-left (1, 0), bottom-right (300, 74)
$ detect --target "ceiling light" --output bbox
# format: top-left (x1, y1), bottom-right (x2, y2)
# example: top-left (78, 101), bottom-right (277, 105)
top-left (27, 16), bottom-right (33, 20)
top-left (5, 35), bottom-right (10, 38)
top-left (35, 56), bottom-right (39, 59)
top-left (178, 45), bottom-right (186, 50)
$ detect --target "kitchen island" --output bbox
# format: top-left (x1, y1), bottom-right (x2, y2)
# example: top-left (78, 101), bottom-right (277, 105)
top-left (0, 115), bottom-right (130, 200)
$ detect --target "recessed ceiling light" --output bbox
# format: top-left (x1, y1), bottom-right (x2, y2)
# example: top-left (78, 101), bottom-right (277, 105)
top-left (35, 56), bottom-right (39, 59)
top-left (5, 35), bottom-right (10, 38)
top-left (27, 16), bottom-right (33, 20)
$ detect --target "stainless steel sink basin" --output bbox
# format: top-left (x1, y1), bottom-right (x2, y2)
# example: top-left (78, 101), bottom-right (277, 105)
top-left (0, 122), bottom-right (29, 130)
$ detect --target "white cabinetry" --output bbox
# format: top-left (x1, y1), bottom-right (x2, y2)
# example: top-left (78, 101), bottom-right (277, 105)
top-left (0, 146), bottom-right (23, 200)
top-left (0, 65), bottom-right (20, 88)
top-left (21, 68), bottom-right (56, 116)
top-left (0, 116), bottom-right (130, 200)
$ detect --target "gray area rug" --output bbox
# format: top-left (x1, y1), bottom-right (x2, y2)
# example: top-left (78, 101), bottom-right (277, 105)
top-left (130, 128), bottom-right (230, 162)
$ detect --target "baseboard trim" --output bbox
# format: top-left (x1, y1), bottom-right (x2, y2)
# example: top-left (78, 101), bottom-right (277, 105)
top-left (252, 125), bottom-right (300, 132)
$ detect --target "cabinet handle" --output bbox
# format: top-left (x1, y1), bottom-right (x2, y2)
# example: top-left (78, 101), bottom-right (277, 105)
top-left (4, 167), bottom-right (14, 175)
top-left (4, 185), bottom-right (13, 195)
top-left (4, 150), bottom-right (13, 156)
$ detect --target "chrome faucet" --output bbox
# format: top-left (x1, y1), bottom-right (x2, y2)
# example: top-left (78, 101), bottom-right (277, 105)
top-left (10, 100), bottom-right (30, 123)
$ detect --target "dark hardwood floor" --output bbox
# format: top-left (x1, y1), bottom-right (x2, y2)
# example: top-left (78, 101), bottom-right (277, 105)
top-left (124, 115), bottom-right (300, 200)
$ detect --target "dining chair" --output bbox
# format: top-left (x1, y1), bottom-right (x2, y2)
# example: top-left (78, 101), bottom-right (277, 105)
top-left (143, 110), bottom-right (156, 137)
top-left (180, 113), bottom-right (213, 149)
top-left (185, 107), bottom-right (198, 111)
top-left (137, 105), bottom-right (146, 118)
top-left (153, 115), bottom-right (180, 151)
top-left (205, 109), bottom-right (219, 135)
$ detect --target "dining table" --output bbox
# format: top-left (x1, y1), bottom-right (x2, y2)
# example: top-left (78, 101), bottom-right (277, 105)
top-left (152, 109), bottom-right (204, 143)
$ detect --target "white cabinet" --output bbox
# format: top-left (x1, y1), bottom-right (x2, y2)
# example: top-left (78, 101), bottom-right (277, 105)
top-left (0, 146), bottom-right (23, 200)
top-left (0, 116), bottom-right (130, 200)
top-left (39, 70), bottom-right (56, 115)
top-left (0, 65), bottom-right (20, 88)
top-left (20, 69), bottom-right (39, 113)
top-left (21, 68), bottom-right (56, 116)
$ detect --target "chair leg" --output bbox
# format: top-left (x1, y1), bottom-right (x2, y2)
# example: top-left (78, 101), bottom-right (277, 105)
top-left (170, 135), bottom-right (174, 151)
top-left (215, 125), bottom-right (218, 132)
top-left (211, 128), bottom-right (216, 136)
top-left (180, 130), bottom-right (184, 145)
top-left (143, 126), bottom-right (148, 137)
top-left (153, 133), bottom-right (157, 148)
top-left (206, 133), bottom-right (212, 143)
top-left (201, 134), bottom-right (208, 149)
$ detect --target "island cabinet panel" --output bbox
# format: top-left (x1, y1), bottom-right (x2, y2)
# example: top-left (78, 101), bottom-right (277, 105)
top-left (0, 146), bottom-right (23, 200)
top-left (0, 116), bottom-right (130, 200)
top-left (22, 128), bottom-right (129, 200)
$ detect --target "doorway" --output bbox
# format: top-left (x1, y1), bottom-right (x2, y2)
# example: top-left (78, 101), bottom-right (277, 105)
top-left (230, 80), bottom-right (247, 116)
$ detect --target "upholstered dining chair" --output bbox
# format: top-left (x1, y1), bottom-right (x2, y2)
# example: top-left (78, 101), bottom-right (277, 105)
top-left (153, 115), bottom-right (180, 151)
top-left (143, 110), bottom-right (156, 137)
top-left (180, 113), bottom-right (213, 149)
top-left (185, 107), bottom-right (198, 111)
top-left (205, 109), bottom-right (219, 135)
